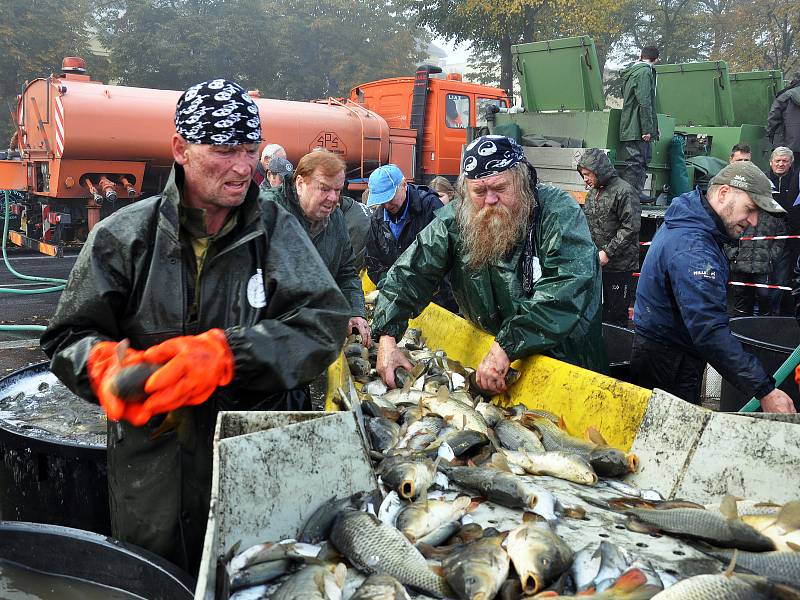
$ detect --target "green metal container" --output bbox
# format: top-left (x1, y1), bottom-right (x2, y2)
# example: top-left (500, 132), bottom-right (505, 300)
top-left (512, 36), bottom-right (605, 112)
top-left (674, 124), bottom-right (771, 171)
top-left (655, 61), bottom-right (735, 127)
top-left (492, 110), bottom-right (675, 195)
top-left (729, 70), bottom-right (784, 126)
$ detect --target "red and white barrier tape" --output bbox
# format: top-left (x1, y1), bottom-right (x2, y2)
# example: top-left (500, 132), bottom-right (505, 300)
top-left (728, 281), bottom-right (792, 291)
top-left (641, 235), bottom-right (800, 245)
top-left (632, 272), bottom-right (791, 291)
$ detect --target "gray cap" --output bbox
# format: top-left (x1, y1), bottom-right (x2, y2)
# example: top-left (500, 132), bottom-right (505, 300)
top-left (268, 156), bottom-right (293, 178)
top-left (709, 161), bottom-right (786, 214)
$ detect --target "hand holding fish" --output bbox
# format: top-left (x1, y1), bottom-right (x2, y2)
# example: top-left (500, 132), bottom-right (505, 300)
top-left (88, 339), bottom-right (148, 421)
top-left (476, 342), bottom-right (510, 394)
top-left (377, 335), bottom-right (414, 389)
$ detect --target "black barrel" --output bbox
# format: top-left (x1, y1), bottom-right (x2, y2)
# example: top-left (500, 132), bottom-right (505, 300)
top-left (0, 521), bottom-right (194, 599)
top-left (720, 317), bottom-right (800, 411)
top-left (603, 323), bottom-right (635, 383)
top-left (0, 362), bottom-right (110, 535)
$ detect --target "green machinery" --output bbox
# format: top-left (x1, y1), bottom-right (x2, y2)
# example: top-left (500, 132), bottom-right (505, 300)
top-left (488, 36), bottom-right (674, 200)
top-left (485, 36), bottom-right (781, 203)
top-left (655, 61), bottom-right (782, 173)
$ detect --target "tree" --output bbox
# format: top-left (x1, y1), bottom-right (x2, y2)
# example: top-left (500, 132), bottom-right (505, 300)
top-left (712, 0), bottom-right (799, 74)
top-left (400, 0), bottom-right (632, 94)
top-left (92, 0), bottom-right (426, 101)
top-left (93, 0), bottom-right (276, 91)
top-left (0, 0), bottom-right (95, 143)
top-left (268, 0), bottom-right (426, 100)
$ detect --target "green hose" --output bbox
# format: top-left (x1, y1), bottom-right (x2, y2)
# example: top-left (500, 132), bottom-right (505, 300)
top-left (739, 343), bottom-right (800, 412)
top-left (1, 190), bottom-right (68, 333)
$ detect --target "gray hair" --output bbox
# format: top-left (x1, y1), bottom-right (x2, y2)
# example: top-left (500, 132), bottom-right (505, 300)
top-left (772, 147), bottom-right (794, 162)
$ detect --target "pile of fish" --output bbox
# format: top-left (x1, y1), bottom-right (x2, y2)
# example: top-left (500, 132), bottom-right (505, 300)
top-left (0, 371), bottom-right (106, 445)
top-left (224, 328), bottom-right (800, 600)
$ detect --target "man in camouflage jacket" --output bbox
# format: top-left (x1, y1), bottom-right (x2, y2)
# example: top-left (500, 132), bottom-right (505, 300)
top-left (578, 148), bottom-right (641, 326)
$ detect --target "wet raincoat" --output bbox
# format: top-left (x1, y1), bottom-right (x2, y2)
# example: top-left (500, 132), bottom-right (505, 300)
top-left (577, 148), bottom-right (641, 272)
top-left (41, 166), bottom-right (350, 575)
top-left (619, 61), bottom-right (658, 142)
top-left (371, 184), bottom-right (605, 372)
top-left (634, 188), bottom-right (774, 399)
top-left (768, 86), bottom-right (800, 153)
top-left (264, 184), bottom-right (365, 318)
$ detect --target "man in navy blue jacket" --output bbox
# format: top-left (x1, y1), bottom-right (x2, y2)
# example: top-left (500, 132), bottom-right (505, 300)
top-left (632, 161), bottom-right (796, 412)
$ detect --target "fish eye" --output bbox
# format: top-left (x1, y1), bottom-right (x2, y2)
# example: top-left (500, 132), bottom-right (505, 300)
top-left (541, 558), bottom-right (550, 566)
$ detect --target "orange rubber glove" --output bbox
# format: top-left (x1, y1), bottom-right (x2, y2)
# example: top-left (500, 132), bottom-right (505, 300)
top-left (88, 340), bottom-right (147, 421)
top-left (130, 329), bottom-right (234, 424)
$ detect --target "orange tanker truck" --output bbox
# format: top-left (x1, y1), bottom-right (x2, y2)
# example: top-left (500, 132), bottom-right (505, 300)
top-left (1, 59), bottom-right (508, 253)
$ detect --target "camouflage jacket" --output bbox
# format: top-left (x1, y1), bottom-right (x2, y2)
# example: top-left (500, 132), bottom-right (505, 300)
top-left (578, 148), bottom-right (641, 272)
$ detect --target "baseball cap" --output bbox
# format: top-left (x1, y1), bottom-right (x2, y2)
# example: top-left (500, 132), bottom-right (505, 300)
top-left (268, 156), bottom-right (293, 177)
top-left (709, 161), bottom-right (786, 214)
top-left (367, 165), bottom-right (404, 207)
top-left (261, 143), bottom-right (285, 162)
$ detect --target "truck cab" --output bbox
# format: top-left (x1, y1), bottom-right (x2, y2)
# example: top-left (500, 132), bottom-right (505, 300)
top-left (350, 67), bottom-right (509, 181)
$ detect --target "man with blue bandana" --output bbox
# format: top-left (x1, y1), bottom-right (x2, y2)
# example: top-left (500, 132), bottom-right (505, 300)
top-left (371, 135), bottom-right (605, 393)
top-left (42, 79), bottom-right (350, 574)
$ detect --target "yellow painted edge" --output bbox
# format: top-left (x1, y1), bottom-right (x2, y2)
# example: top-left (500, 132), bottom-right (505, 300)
top-left (328, 277), bottom-right (652, 451)
top-left (324, 351), bottom-right (349, 412)
top-left (409, 303), bottom-right (651, 451)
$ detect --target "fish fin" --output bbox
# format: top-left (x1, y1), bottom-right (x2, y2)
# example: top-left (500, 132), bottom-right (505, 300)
top-left (222, 540), bottom-right (242, 564)
top-left (333, 563), bottom-right (347, 587)
top-left (724, 549), bottom-right (738, 577)
top-left (533, 592), bottom-right (559, 597)
top-left (585, 426), bottom-right (607, 446)
top-left (626, 453), bottom-right (640, 473)
top-left (776, 500), bottom-right (800, 532)
top-left (523, 511), bottom-right (545, 523)
top-left (491, 452), bottom-right (513, 473)
top-left (467, 497), bottom-right (483, 512)
top-left (562, 506), bottom-right (587, 520)
top-left (116, 338), bottom-right (130, 363)
top-left (625, 515), bottom-right (660, 535)
top-left (429, 565), bottom-right (445, 577)
top-left (720, 495), bottom-right (739, 521)
top-left (609, 568), bottom-right (647, 592)
top-left (576, 493), bottom-right (614, 511)
top-left (787, 541), bottom-right (800, 552)
top-left (557, 415), bottom-right (568, 431)
top-left (467, 459), bottom-right (477, 467)
top-left (149, 411), bottom-right (178, 441)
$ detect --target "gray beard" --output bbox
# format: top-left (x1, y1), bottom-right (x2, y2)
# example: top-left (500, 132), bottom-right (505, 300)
top-left (458, 200), bottom-right (528, 270)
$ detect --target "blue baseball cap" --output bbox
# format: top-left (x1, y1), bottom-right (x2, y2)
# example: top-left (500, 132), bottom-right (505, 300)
top-left (367, 164), bottom-right (405, 206)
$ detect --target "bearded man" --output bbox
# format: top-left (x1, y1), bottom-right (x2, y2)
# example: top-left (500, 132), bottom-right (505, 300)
top-left (371, 135), bottom-right (605, 393)
top-left (632, 161), bottom-right (795, 412)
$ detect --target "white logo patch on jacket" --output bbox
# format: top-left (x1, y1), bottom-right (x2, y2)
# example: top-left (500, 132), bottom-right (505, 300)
top-left (247, 268), bottom-right (268, 308)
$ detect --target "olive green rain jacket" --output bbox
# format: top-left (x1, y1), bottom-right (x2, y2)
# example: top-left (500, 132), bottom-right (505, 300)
top-left (619, 61), bottom-right (658, 142)
top-left (577, 148), bottom-right (641, 272)
top-left (263, 184), bottom-right (366, 318)
top-left (40, 166), bottom-right (350, 575)
top-left (371, 184), bottom-right (606, 372)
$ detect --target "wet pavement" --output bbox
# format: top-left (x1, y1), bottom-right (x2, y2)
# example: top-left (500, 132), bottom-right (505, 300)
top-left (0, 245), bottom-right (77, 375)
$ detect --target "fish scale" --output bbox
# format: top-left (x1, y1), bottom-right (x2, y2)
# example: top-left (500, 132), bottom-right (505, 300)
top-left (531, 418), bottom-right (594, 457)
top-left (494, 420), bottom-right (545, 453)
top-left (625, 507), bottom-right (774, 551)
top-left (701, 548), bottom-right (800, 588)
top-left (330, 511), bottom-right (450, 598)
top-left (650, 572), bottom-right (799, 599)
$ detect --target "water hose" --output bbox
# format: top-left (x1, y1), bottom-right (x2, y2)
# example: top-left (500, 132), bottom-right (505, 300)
top-left (1, 190), bottom-right (68, 333)
top-left (739, 343), bottom-right (800, 412)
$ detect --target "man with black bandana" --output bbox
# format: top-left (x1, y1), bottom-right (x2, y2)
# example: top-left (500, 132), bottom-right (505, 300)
top-left (371, 135), bottom-right (605, 393)
top-left (41, 79), bottom-right (350, 574)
